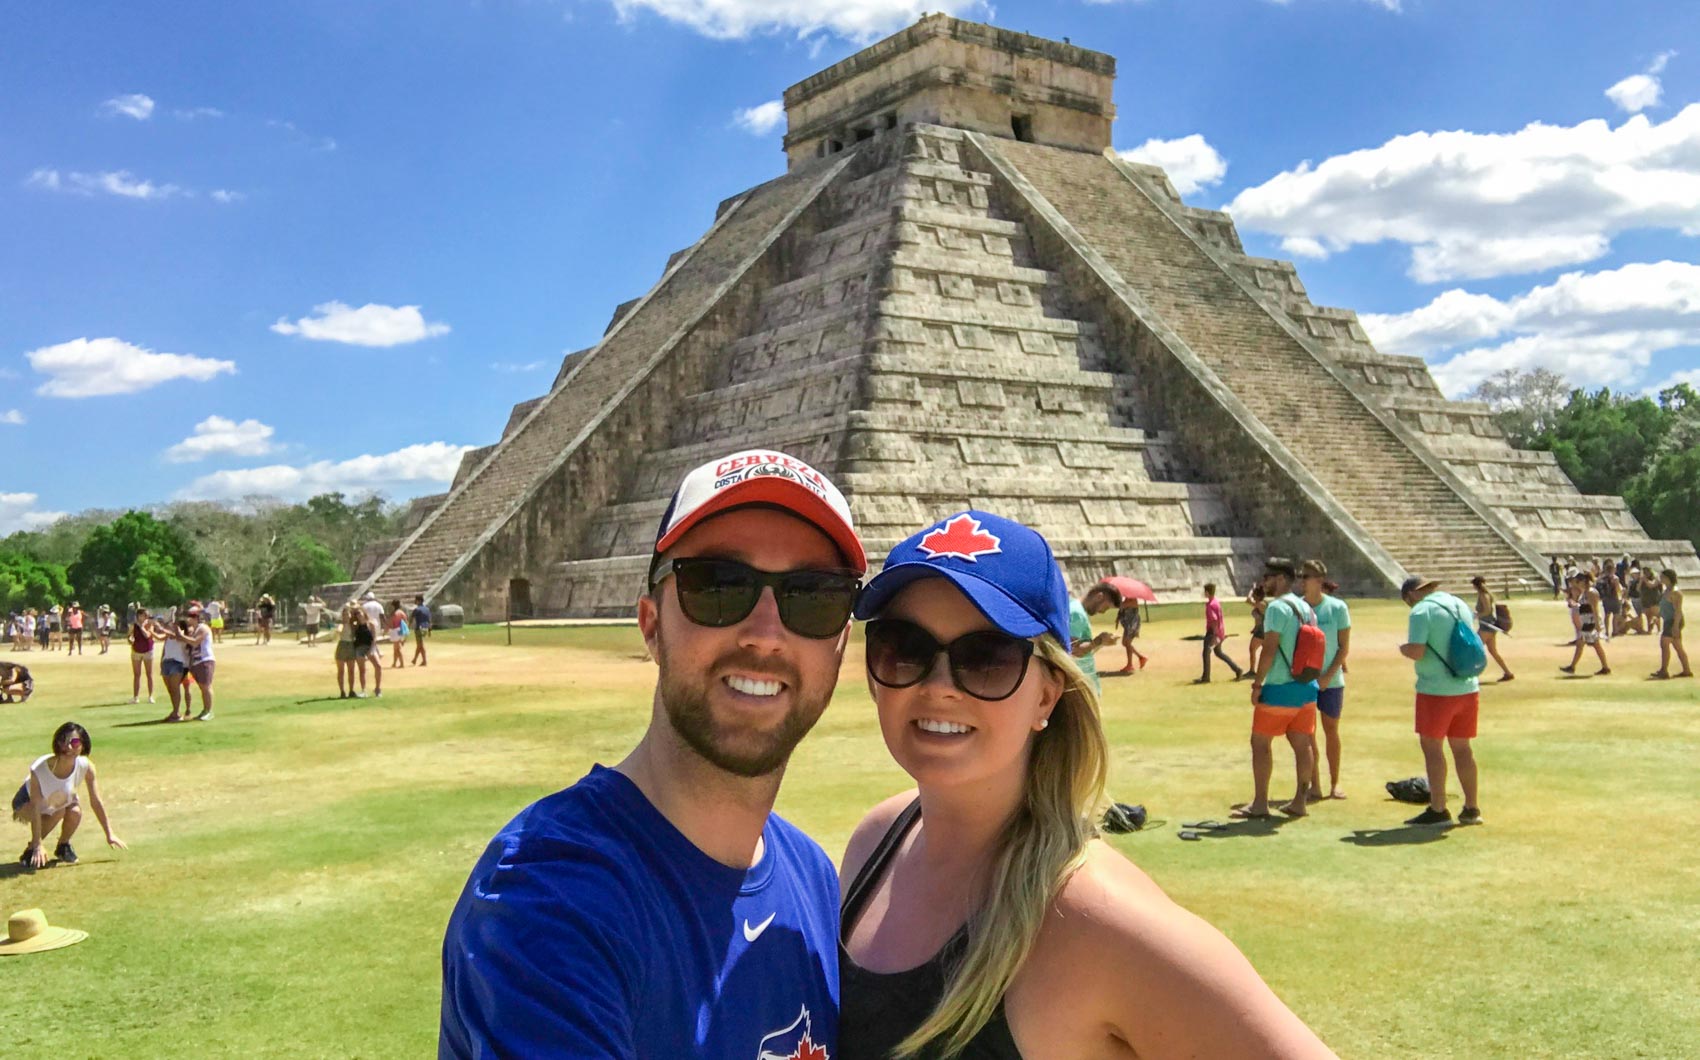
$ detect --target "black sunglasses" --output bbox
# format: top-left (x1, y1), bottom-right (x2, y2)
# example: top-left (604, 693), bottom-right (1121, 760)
top-left (864, 618), bottom-right (1036, 702)
top-left (650, 557), bottom-right (861, 639)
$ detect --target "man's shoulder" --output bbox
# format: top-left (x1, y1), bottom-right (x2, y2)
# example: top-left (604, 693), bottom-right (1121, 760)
top-left (764, 811), bottom-right (838, 880)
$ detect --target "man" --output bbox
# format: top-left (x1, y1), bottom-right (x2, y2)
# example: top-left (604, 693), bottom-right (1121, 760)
top-left (410, 594), bottom-right (432, 666)
top-left (360, 591), bottom-right (386, 697)
top-left (1399, 576), bottom-right (1481, 826)
top-left (441, 449), bottom-right (863, 1058)
top-left (1548, 557), bottom-right (1561, 599)
top-left (1069, 586), bottom-right (1115, 691)
top-left (301, 593), bottom-right (326, 646)
top-left (1194, 581), bottom-right (1243, 683)
top-left (1233, 558), bottom-right (1316, 820)
top-left (1297, 561), bottom-right (1349, 801)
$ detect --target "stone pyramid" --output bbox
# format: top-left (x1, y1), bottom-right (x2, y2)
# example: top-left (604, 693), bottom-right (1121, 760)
top-left (358, 15), bottom-right (1699, 620)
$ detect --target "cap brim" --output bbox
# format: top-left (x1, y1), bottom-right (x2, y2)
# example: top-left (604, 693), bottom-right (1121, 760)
top-left (656, 481), bottom-right (866, 573)
top-left (854, 562), bottom-right (1048, 640)
top-left (0, 927), bottom-right (87, 955)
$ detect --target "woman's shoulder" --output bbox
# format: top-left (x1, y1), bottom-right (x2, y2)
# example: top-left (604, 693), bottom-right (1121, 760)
top-left (1042, 840), bottom-right (1218, 967)
top-left (840, 789), bottom-right (919, 880)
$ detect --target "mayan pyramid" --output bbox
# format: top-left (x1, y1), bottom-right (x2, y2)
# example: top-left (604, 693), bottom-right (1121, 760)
top-left (357, 15), bottom-right (1700, 619)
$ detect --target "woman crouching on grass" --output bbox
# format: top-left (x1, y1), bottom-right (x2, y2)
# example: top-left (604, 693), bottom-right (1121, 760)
top-left (13, 722), bottom-right (126, 869)
top-left (840, 510), bottom-right (1332, 1060)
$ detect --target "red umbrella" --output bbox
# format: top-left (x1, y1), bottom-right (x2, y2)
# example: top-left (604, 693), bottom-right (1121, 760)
top-left (1096, 575), bottom-right (1157, 604)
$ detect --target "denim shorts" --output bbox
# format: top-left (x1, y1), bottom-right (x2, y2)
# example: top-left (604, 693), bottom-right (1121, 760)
top-left (161, 658), bottom-right (188, 678)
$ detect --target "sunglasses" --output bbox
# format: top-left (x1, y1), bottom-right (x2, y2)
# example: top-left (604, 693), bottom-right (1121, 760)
top-left (864, 618), bottom-right (1036, 701)
top-left (650, 557), bottom-right (861, 639)
top-left (65, 737), bottom-right (83, 748)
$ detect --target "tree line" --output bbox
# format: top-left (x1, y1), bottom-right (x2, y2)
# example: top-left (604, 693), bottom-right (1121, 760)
top-left (0, 493), bottom-right (406, 616)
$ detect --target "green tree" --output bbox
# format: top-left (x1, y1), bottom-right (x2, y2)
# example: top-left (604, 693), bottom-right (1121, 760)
top-left (1471, 367), bottom-right (1571, 448)
top-left (263, 535), bottom-right (346, 603)
top-left (0, 551), bottom-right (73, 611)
top-left (1533, 388), bottom-right (1670, 496)
top-left (68, 510), bottom-right (218, 607)
top-left (1624, 445), bottom-right (1700, 552)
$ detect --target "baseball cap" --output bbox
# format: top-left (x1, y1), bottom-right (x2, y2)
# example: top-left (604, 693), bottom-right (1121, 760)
top-left (1400, 575), bottom-right (1440, 597)
top-left (1264, 557), bottom-right (1298, 579)
top-left (653, 449), bottom-right (865, 573)
top-left (853, 510), bottom-right (1071, 647)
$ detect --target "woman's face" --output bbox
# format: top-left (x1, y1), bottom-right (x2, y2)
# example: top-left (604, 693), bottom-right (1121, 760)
top-left (868, 579), bottom-right (1061, 792)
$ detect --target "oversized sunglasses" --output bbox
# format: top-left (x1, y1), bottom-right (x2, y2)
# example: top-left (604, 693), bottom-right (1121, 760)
top-left (864, 618), bottom-right (1036, 701)
top-left (650, 557), bottom-right (861, 639)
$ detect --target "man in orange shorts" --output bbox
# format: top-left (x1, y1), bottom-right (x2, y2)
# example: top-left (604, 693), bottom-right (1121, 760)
top-left (1233, 558), bottom-right (1317, 819)
top-left (1399, 575), bottom-right (1482, 826)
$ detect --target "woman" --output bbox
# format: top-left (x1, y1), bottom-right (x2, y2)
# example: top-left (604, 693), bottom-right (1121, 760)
top-left (1651, 569), bottom-right (1692, 679)
top-left (128, 605), bottom-right (158, 705)
top-left (255, 593), bottom-right (276, 645)
top-left (96, 604), bottom-right (114, 654)
top-left (1470, 576), bottom-right (1514, 682)
top-left (13, 722), bottom-right (126, 868)
top-left (165, 605), bottom-right (216, 721)
top-left (1245, 583), bottom-right (1268, 677)
top-left (1561, 572), bottom-right (1610, 676)
top-left (335, 603), bottom-right (368, 699)
top-left (157, 613), bottom-right (195, 720)
top-left (388, 598), bottom-right (408, 669)
top-left (840, 511), bottom-right (1331, 1059)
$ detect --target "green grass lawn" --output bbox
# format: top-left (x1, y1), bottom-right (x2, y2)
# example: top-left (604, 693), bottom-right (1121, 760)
top-left (2, 597), bottom-right (1695, 1057)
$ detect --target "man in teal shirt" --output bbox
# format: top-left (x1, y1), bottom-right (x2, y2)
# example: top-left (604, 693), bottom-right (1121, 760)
top-left (1400, 576), bottom-right (1482, 826)
top-left (1235, 558), bottom-right (1318, 820)
top-left (1299, 560), bottom-right (1350, 802)
top-left (1069, 594), bottom-right (1113, 691)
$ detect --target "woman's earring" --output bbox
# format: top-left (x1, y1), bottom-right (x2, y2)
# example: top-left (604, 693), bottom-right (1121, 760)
top-left (1037, 717), bottom-right (1050, 731)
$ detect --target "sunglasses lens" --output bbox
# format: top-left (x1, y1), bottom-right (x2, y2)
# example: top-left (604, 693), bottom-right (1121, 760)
top-left (865, 620), bottom-right (938, 688)
top-left (776, 573), bottom-right (858, 639)
top-left (948, 631), bottom-right (1032, 700)
top-left (672, 560), bottom-right (760, 628)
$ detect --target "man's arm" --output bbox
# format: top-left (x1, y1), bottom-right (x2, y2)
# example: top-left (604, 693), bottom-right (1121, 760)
top-left (1321, 627), bottom-right (1351, 686)
top-left (1402, 605), bottom-right (1428, 660)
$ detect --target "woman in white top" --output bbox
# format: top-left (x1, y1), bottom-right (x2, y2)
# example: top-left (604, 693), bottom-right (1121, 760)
top-left (159, 606), bottom-right (215, 721)
top-left (13, 722), bottom-right (126, 868)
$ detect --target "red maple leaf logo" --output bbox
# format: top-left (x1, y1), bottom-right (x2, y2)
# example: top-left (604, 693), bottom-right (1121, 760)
top-left (787, 1032), bottom-right (829, 1060)
top-left (917, 514), bottom-right (1002, 562)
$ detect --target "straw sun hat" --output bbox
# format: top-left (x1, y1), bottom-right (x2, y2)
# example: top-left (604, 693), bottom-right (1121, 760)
top-left (0, 909), bottom-right (88, 955)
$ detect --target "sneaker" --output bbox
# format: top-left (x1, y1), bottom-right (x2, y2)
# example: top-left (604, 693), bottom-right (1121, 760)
top-left (1404, 807), bottom-right (1453, 826)
top-left (19, 845), bottom-right (34, 866)
top-left (148, 695), bottom-right (156, 704)
top-left (1596, 668), bottom-right (1611, 676)
top-left (1457, 806), bottom-right (1483, 825)
top-left (195, 711), bottom-right (213, 721)
top-left (129, 696), bottom-right (138, 704)
top-left (54, 842), bottom-right (77, 864)
top-left (1559, 665), bottom-right (1576, 674)
top-left (373, 690), bottom-right (383, 698)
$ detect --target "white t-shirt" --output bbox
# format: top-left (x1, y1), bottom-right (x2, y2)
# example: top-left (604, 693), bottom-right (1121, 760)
top-left (189, 624), bottom-right (215, 664)
top-left (362, 600), bottom-right (385, 629)
top-left (160, 632), bottom-right (189, 665)
top-left (303, 601), bottom-right (324, 624)
top-left (28, 755), bottom-right (89, 814)
top-left (204, 601), bottom-right (222, 620)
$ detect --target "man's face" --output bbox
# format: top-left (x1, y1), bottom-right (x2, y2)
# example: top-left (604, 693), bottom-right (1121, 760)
top-left (637, 508), bottom-right (851, 779)
top-left (1262, 572), bottom-right (1282, 596)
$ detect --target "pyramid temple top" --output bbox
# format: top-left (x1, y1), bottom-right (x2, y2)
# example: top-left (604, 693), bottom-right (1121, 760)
top-left (782, 14), bottom-right (1117, 169)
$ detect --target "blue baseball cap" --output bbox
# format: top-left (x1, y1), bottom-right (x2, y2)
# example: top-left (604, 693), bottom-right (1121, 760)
top-left (853, 510), bottom-right (1072, 646)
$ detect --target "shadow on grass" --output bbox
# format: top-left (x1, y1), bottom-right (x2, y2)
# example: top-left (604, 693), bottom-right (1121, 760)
top-left (0, 858), bottom-right (120, 880)
top-left (1340, 825), bottom-right (1453, 847)
top-left (112, 717), bottom-right (190, 728)
top-left (1183, 815), bottom-right (1298, 840)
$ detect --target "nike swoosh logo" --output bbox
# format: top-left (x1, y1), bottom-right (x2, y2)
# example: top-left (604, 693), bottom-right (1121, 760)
top-left (743, 912), bottom-right (777, 943)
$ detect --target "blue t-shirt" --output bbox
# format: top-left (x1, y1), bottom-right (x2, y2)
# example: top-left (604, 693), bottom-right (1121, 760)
top-left (1260, 593), bottom-right (1320, 705)
top-left (1312, 594), bottom-right (1351, 690)
top-left (412, 604), bottom-right (432, 629)
top-left (1407, 591), bottom-right (1481, 696)
top-left (440, 765), bottom-right (840, 1059)
top-left (1068, 598), bottom-right (1099, 689)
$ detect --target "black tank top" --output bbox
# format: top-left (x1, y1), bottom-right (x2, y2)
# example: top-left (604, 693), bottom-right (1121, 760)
top-left (838, 800), bottom-right (1024, 1060)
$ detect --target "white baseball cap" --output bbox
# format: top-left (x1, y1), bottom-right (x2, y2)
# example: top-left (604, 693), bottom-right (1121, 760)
top-left (653, 449), bottom-right (865, 573)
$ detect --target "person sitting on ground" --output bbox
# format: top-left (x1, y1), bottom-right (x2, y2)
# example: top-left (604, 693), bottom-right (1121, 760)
top-left (1399, 576), bottom-right (1482, 827)
top-left (410, 594), bottom-right (431, 666)
top-left (841, 512), bottom-right (1333, 1059)
top-left (1471, 576), bottom-right (1514, 682)
top-left (1195, 581), bottom-right (1244, 683)
top-left (1561, 572), bottom-right (1610, 677)
top-left (0, 660), bottom-right (33, 702)
top-left (1652, 569), bottom-right (1692, 679)
top-left (13, 722), bottom-right (126, 868)
top-left (1236, 558), bottom-right (1318, 820)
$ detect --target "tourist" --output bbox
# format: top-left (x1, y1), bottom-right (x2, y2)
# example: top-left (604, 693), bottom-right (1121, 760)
top-left (1246, 582), bottom-right (1269, 675)
top-left (1598, 565), bottom-right (1622, 639)
top-left (205, 597), bottom-right (225, 644)
top-left (13, 722), bottom-right (127, 868)
top-left (1399, 576), bottom-right (1482, 826)
top-left (1470, 575), bottom-right (1514, 682)
top-left (127, 607), bottom-right (158, 705)
top-left (21, 610), bottom-right (36, 652)
top-left (37, 606), bottom-right (52, 651)
top-left (441, 449), bottom-right (863, 1057)
top-left (1639, 566), bottom-right (1664, 636)
top-left (0, 660), bottom-right (32, 702)
top-left (300, 593), bottom-right (326, 646)
top-left (840, 512), bottom-right (1331, 1059)
top-left (158, 607), bottom-right (215, 721)
top-left (335, 603), bottom-right (365, 699)
top-left (359, 591), bottom-right (386, 697)
top-left (388, 598), bottom-right (408, 668)
top-left (1195, 581), bottom-right (1243, 683)
top-left (64, 602), bottom-right (84, 655)
top-left (254, 593), bottom-right (276, 645)
top-left (1549, 556), bottom-right (1561, 598)
top-left (410, 594), bottom-right (431, 666)
top-left (1300, 560), bottom-right (1349, 802)
top-left (95, 604), bottom-right (114, 654)
top-left (1563, 576), bottom-right (1583, 645)
top-left (1651, 569), bottom-right (1692, 679)
top-left (1081, 582), bottom-right (1147, 674)
top-left (1235, 558), bottom-right (1317, 819)
top-left (1561, 572), bottom-right (1610, 676)
top-left (157, 614), bottom-right (194, 721)
top-left (1068, 586), bottom-right (1113, 691)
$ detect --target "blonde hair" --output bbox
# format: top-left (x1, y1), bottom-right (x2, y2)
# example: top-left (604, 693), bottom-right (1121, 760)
top-left (895, 635), bottom-right (1110, 1058)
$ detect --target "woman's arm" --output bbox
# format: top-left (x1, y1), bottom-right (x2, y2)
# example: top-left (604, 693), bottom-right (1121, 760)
top-left (25, 772), bottom-right (46, 848)
top-left (82, 761), bottom-right (126, 849)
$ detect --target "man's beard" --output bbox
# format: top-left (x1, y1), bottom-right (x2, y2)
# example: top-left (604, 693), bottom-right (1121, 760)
top-left (655, 639), bottom-right (832, 779)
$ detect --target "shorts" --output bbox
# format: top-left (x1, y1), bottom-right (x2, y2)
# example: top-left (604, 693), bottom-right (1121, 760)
top-left (1415, 692), bottom-right (1479, 740)
top-left (11, 782), bottom-right (27, 813)
top-left (210, 618), bottom-right (224, 630)
top-left (190, 661), bottom-right (215, 686)
top-left (161, 658), bottom-right (188, 678)
top-left (1316, 686), bottom-right (1345, 719)
top-left (1117, 609), bottom-right (1140, 637)
top-left (1579, 629), bottom-right (1600, 645)
top-left (132, 650), bottom-right (152, 661)
top-left (306, 622), bottom-right (320, 635)
top-left (1253, 702), bottom-right (1317, 737)
top-left (335, 642), bottom-right (356, 662)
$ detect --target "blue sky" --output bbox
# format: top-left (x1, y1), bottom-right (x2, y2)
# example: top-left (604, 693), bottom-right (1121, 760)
top-left (4, 0), bottom-right (1698, 532)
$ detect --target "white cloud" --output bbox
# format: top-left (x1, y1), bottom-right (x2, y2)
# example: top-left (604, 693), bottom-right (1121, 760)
top-left (271, 301), bottom-right (451, 347)
top-left (0, 493), bottom-right (68, 536)
top-left (0, 410), bottom-right (24, 425)
top-left (1117, 134), bottom-right (1227, 197)
top-left (174, 106), bottom-right (225, 120)
top-left (608, 0), bottom-right (984, 41)
top-left (734, 100), bottom-right (785, 135)
top-left (1606, 51), bottom-right (1676, 113)
top-left (266, 119), bottom-right (337, 152)
top-left (101, 93), bottom-right (155, 120)
top-left (26, 168), bottom-right (186, 200)
top-left (26, 337), bottom-right (236, 398)
top-left (1359, 260), bottom-right (1700, 395)
top-left (164, 416), bottom-right (277, 463)
top-left (1653, 367), bottom-right (1700, 392)
top-left (491, 360), bottom-right (550, 373)
top-left (175, 442), bottom-right (476, 502)
top-left (211, 189), bottom-right (245, 203)
top-left (1227, 104), bottom-right (1700, 282)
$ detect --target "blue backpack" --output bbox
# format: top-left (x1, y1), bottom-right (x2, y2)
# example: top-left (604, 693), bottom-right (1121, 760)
top-left (1428, 603), bottom-right (1488, 679)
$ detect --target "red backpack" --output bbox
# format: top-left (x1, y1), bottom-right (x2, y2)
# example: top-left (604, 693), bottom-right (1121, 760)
top-left (1278, 599), bottom-right (1327, 683)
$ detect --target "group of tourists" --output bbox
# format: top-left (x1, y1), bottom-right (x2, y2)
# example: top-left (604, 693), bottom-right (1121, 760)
top-left (125, 602), bottom-right (217, 722)
top-left (331, 591), bottom-right (432, 699)
top-left (1555, 557), bottom-right (1689, 678)
top-left (5, 603), bottom-right (115, 655)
